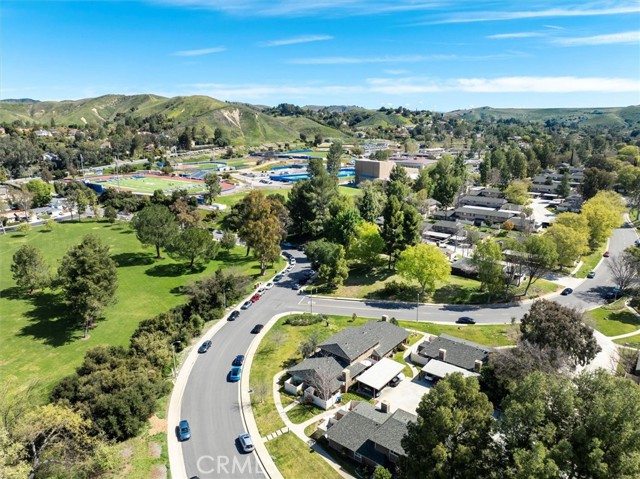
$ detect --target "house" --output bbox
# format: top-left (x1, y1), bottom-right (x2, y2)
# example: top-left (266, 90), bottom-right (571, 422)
top-left (410, 334), bottom-right (492, 381)
top-left (459, 195), bottom-right (507, 208)
top-left (325, 401), bottom-right (416, 468)
top-left (454, 206), bottom-right (515, 225)
top-left (284, 321), bottom-right (409, 409)
top-left (34, 129), bottom-right (52, 137)
top-left (450, 258), bottom-right (479, 279)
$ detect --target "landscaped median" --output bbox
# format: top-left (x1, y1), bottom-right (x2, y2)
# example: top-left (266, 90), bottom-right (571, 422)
top-left (249, 312), bottom-right (518, 479)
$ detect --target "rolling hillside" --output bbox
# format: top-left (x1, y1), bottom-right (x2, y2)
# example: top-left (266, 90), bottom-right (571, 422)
top-left (0, 94), bottom-right (347, 146)
top-left (446, 106), bottom-right (640, 129)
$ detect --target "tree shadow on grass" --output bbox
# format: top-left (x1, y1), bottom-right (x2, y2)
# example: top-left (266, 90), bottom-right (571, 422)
top-left (112, 252), bottom-right (155, 268)
top-left (145, 262), bottom-right (205, 277)
top-left (119, 229), bottom-right (134, 235)
top-left (17, 291), bottom-right (83, 346)
top-left (1, 286), bottom-right (25, 301)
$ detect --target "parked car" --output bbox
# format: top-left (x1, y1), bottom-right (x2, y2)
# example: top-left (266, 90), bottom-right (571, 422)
top-left (197, 340), bottom-right (212, 353)
top-left (241, 301), bottom-right (252, 310)
top-left (587, 271), bottom-right (596, 279)
top-left (561, 288), bottom-right (573, 296)
top-left (228, 310), bottom-right (240, 321)
top-left (292, 283), bottom-right (301, 290)
top-left (456, 316), bottom-right (476, 325)
top-left (289, 258), bottom-right (296, 265)
top-left (603, 251), bottom-right (610, 257)
top-left (178, 420), bottom-right (191, 441)
top-left (238, 433), bottom-right (255, 453)
top-left (274, 274), bottom-right (284, 282)
top-left (229, 366), bottom-right (242, 382)
top-left (265, 282), bottom-right (274, 290)
top-left (390, 373), bottom-right (406, 387)
top-left (251, 293), bottom-right (261, 302)
top-left (257, 287), bottom-right (266, 294)
top-left (251, 324), bottom-right (264, 334)
top-left (232, 355), bottom-right (245, 366)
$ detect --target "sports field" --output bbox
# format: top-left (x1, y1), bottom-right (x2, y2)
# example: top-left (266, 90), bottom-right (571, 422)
top-left (87, 174), bottom-right (233, 195)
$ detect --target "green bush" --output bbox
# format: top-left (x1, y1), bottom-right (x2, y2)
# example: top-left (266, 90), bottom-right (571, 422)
top-left (284, 313), bottom-right (326, 326)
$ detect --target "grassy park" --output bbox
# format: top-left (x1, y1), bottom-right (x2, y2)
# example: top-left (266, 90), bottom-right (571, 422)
top-left (587, 299), bottom-right (640, 337)
top-left (0, 220), bottom-right (282, 399)
top-left (89, 174), bottom-right (207, 194)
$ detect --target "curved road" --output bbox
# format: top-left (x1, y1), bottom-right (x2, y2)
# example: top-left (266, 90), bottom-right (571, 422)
top-left (173, 224), bottom-right (637, 478)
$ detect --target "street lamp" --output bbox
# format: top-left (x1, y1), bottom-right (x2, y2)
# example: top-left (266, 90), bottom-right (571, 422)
top-left (416, 290), bottom-right (422, 321)
top-left (171, 341), bottom-right (181, 379)
top-left (309, 287), bottom-right (316, 315)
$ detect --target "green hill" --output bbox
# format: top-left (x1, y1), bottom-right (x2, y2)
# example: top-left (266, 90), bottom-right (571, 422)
top-left (277, 116), bottom-right (351, 140)
top-left (446, 106), bottom-right (640, 129)
top-left (352, 111), bottom-right (413, 129)
top-left (0, 94), bottom-right (348, 146)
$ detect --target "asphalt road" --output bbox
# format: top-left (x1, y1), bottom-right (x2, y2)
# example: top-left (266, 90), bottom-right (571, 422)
top-left (177, 224), bottom-right (637, 478)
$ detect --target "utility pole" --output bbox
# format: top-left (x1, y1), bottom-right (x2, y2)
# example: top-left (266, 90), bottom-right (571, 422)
top-left (172, 341), bottom-right (181, 379)
top-left (416, 291), bottom-right (421, 321)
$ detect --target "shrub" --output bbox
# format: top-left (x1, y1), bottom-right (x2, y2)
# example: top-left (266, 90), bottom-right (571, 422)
top-left (284, 313), bottom-right (326, 326)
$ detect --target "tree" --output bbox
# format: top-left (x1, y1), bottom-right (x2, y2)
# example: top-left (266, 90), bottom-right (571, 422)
top-left (350, 222), bottom-right (384, 267)
top-left (580, 167), bottom-right (616, 200)
top-left (11, 188), bottom-right (33, 221)
top-left (399, 373), bottom-right (495, 479)
top-left (213, 127), bottom-right (231, 147)
top-left (404, 138), bottom-right (419, 154)
top-left (556, 171), bottom-right (571, 198)
top-left (617, 165), bottom-right (640, 218)
top-left (520, 300), bottom-right (600, 367)
top-left (370, 149), bottom-right (391, 161)
top-left (429, 155), bottom-right (463, 208)
top-left (607, 251), bottom-right (638, 292)
top-left (386, 164), bottom-right (412, 201)
top-left (517, 235), bottom-right (558, 295)
top-left (472, 239), bottom-right (505, 302)
top-left (131, 204), bottom-right (179, 258)
top-left (168, 227), bottom-right (219, 269)
top-left (297, 330), bottom-right (321, 358)
top-left (104, 205), bottom-right (117, 223)
top-left (58, 235), bottom-right (118, 338)
top-left (381, 196), bottom-right (405, 269)
top-left (373, 465), bottom-right (392, 479)
top-left (220, 230), bottom-right (237, 252)
top-left (504, 180), bottom-right (530, 205)
top-left (582, 191), bottom-right (624, 245)
top-left (326, 141), bottom-right (342, 178)
top-left (184, 269), bottom-right (250, 321)
top-left (203, 173), bottom-right (222, 204)
top-left (325, 209), bottom-right (362, 254)
top-left (14, 404), bottom-right (101, 479)
top-left (44, 218), bottom-right (55, 231)
top-left (11, 245), bottom-right (50, 294)
top-left (305, 240), bottom-right (349, 287)
top-left (357, 181), bottom-right (385, 223)
top-left (397, 244), bottom-right (450, 295)
top-left (24, 179), bottom-right (51, 208)
top-left (413, 167), bottom-right (431, 194)
top-left (546, 223), bottom-right (589, 267)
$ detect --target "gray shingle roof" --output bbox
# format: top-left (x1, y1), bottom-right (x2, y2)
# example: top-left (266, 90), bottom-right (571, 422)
top-left (370, 409), bottom-right (417, 455)
top-left (287, 357), bottom-right (344, 393)
top-left (318, 321), bottom-right (409, 363)
top-left (419, 334), bottom-right (492, 370)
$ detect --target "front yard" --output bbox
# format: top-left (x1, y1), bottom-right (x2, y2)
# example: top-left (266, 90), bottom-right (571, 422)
top-left (587, 299), bottom-right (640, 337)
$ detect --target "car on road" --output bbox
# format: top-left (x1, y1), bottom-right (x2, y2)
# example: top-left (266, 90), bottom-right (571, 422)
top-left (561, 288), bottom-right (573, 296)
top-left (241, 300), bottom-right (252, 310)
top-left (197, 340), bottom-right (212, 353)
top-left (265, 282), bottom-right (274, 290)
top-left (238, 433), bottom-right (255, 453)
top-left (603, 251), bottom-right (610, 257)
top-left (274, 274), bottom-right (284, 282)
top-left (232, 355), bottom-right (245, 366)
top-left (229, 366), bottom-right (242, 382)
top-left (251, 324), bottom-right (264, 334)
top-left (292, 283), bottom-right (301, 290)
top-left (587, 271), bottom-right (596, 279)
top-left (390, 373), bottom-right (406, 387)
top-left (178, 420), bottom-right (191, 441)
top-left (456, 316), bottom-right (476, 325)
top-left (257, 287), bottom-right (266, 294)
top-left (289, 258), bottom-right (296, 265)
top-left (228, 310), bottom-right (240, 321)
top-left (251, 293), bottom-right (261, 302)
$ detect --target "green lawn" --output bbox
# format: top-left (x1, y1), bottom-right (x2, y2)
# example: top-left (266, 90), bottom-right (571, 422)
top-left (614, 334), bottom-right (640, 348)
top-left (215, 188), bottom-right (291, 208)
top-left (338, 185), bottom-right (362, 197)
top-left (93, 175), bottom-right (206, 194)
top-left (319, 267), bottom-right (560, 305)
top-left (587, 304), bottom-right (640, 337)
top-left (576, 243), bottom-right (607, 278)
top-left (287, 403), bottom-right (322, 424)
top-left (0, 220), bottom-right (282, 399)
top-left (398, 321), bottom-right (518, 347)
top-left (264, 432), bottom-right (340, 479)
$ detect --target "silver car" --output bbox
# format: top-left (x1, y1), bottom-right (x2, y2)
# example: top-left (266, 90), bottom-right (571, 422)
top-left (238, 433), bottom-right (254, 453)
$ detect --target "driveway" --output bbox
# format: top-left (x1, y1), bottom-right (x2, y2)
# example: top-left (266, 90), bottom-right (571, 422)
top-left (378, 376), bottom-right (432, 414)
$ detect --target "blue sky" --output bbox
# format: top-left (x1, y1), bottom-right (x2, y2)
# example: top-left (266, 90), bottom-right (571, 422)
top-left (2, 0), bottom-right (639, 110)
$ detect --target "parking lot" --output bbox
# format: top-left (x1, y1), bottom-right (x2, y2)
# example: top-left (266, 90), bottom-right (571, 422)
top-left (378, 375), bottom-right (432, 413)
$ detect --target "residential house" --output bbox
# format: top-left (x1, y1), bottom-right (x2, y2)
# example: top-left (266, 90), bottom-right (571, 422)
top-left (284, 321), bottom-right (409, 409)
top-left (458, 195), bottom-right (507, 209)
top-left (34, 129), bottom-right (52, 137)
top-left (454, 206), bottom-right (514, 225)
top-left (410, 334), bottom-right (492, 381)
top-left (324, 401), bottom-right (416, 468)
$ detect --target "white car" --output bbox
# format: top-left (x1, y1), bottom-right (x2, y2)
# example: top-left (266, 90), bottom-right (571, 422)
top-left (257, 287), bottom-right (266, 294)
top-left (265, 282), bottom-right (274, 290)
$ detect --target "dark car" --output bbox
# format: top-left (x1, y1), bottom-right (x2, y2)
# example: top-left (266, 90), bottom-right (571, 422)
top-left (232, 355), bottom-right (245, 366)
top-left (587, 271), bottom-right (596, 279)
top-left (561, 288), bottom-right (573, 296)
top-left (603, 251), bottom-right (610, 257)
top-left (456, 316), bottom-right (476, 325)
top-left (292, 283), bottom-right (301, 290)
top-left (274, 274), bottom-right (284, 282)
top-left (178, 420), bottom-right (191, 441)
top-left (228, 310), bottom-right (240, 321)
top-left (241, 300), bottom-right (252, 310)
top-left (251, 324), bottom-right (264, 334)
top-left (390, 373), bottom-right (405, 387)
top-left (198, 340), bottom-right (212, 353)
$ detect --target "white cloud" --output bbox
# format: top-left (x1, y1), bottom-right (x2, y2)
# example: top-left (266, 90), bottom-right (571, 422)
top-left (553, 30), bottom-right (640, 46)
top-left (487, 32), bottom-right (544, 39)
top-left (383, 69), bottom-right (411, 75)
top-left (173, 46), bottom-right (226, 56)
top-left (260, 35), bottom-right (333, 47)
top-left (288, 52), bottom-right (525, 64)
top-left (427, 5), bottom-right (640, 24)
